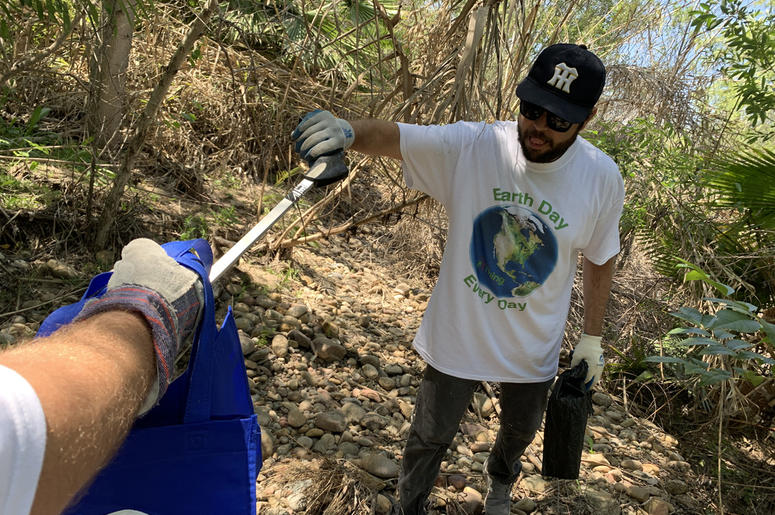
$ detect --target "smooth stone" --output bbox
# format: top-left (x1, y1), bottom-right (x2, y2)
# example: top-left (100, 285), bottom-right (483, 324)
top-left (376, 494), bottom-right (392, 514)
top-left (471, 442), bottom-right (492, 453)
top-left (287, 407), bottom-right (307, 428)
top-left (360, 413), bottom-right (389, 431)
top-left (261, 430), bottom-right (275, 457)
top-left (322, 320), bottom-right (340, 338)
top-left (46, 259), bottom-right (78, 279)
top-left (448, 474), bottom-right (467, 490)
top-left (359, 453), bottom-right (400, 478)
top-left (249, 347), bottom-right (271, 362)
top-left (645, 498), bottom-right (673, 515)
top-left (514, 498), bottom-right (537, 512)
top-left (378, 376), bottom-right (396, 390)
top-left (626, 485), bottom-right (650, 502)
top-left (459, 486), bottom-right (483, 514)
top-left (583, 453), bottom-right (611, 467)
top-left (338, 441), bottom-right (360, 457)
top-left (271, 334), bottom-right (289, 358)
top-left (384, 364), bottom-right (403, 375)
top-left (521, 475), bottom-right (549, 494)
top-left (362, 363), bottom-right (380, 380)
top-left (621, 459), bottom-right (643, 471)
top-left (315, 411), bottom-right (346, 433)
top-left (313, 433), bottom-right (336, 453)
top-left (286, 304), bottom-right (309, 319)
top-left (239, 332), bottom-right (256, 355)
top-left (664, 479), bottom-right (688, 495)
top-left (360, 354), bottom-right (381, 367)
top-left (584, 487), bottom-right (621, 515)
top-left (287, 329), bottom-right (312, 349)
top-left (235, 317), bottom-right (252, 331)
top-left (313, 337), bottom-right (347, 361)
top-left (297, 436), bottom-right (313, 449)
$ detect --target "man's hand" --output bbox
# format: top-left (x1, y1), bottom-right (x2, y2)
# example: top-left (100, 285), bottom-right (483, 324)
top-left (75, 238), bottom-right (204, 412)
top-left (291, 109), bottom-right (354, 161)
top-left (570, 334), bottom-right (604, 389)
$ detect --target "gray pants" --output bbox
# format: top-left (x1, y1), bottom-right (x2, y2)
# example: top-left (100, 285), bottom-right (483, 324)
top-left (398, 365), bottom-right (553, 515)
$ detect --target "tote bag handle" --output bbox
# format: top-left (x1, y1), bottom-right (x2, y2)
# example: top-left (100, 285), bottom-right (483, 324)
top-left (158, 240), bottom-right (222, 424)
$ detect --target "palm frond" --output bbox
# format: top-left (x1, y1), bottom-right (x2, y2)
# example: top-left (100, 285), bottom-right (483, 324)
top-left (706, 147), bottom-right (775, 230)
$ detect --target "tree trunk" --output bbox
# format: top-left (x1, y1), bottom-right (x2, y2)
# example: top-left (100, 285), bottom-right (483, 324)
top-left (93, 0), bottom-right (220, 249)
top-left (87, 0), bottom-right (136, 151)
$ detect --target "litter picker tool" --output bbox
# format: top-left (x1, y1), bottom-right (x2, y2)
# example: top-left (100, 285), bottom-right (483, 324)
top-left (209, 152), bottom-right (348, 282)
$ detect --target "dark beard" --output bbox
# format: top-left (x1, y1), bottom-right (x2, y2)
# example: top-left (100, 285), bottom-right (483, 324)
top-left (518, 123), bottom-right (582, 163)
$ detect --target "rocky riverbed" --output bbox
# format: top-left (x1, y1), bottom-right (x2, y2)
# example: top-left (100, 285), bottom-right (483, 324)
top-left (0, 231), bottom-right (712, 514)
top-left (213, 232), bottom-right (708, 515)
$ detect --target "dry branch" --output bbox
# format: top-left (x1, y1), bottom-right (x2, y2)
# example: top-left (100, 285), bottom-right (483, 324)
top-left (274, 193), bottom-right (427, 250)
top-left (0, 15), bottom-right (82, 86)
top-left (94, 0), bottom-right (221, 248)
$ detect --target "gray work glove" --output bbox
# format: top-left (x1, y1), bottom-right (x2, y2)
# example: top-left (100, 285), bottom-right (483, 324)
top-left (291, 109), bottom-right (354, 162)
top-left (75, 238), bottom-right (203, 414)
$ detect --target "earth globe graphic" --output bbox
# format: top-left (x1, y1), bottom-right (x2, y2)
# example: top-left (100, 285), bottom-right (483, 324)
top-left (469, 205), bottom-right (558, 297)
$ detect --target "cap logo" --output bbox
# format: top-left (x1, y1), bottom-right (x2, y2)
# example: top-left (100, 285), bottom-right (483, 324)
top-left (546, 62), bottom-right (578, 94)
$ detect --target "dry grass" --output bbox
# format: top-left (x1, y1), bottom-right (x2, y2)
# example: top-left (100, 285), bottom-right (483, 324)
top-left (257, 458), bottom-right (387, 514)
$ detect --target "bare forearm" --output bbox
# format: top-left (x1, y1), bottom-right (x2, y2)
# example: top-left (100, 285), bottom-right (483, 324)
top-left (350, 119), bottom-right (402, 160)
top-left (583, 256), bottom-right (616, 336)
top-left (0, 311), bottom-right (155, 515)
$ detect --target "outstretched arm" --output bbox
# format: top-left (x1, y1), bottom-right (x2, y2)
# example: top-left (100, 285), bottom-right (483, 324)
top-left (350, 119), bottom-right (402, 160)
top-left (1, 312), bottom-right (155, 515)
top-left (292, 111), bottom-right (402, 163)
top-left (0, 238), bottom-right (204, 514)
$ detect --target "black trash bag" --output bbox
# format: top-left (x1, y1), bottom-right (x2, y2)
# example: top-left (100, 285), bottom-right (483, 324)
top-left (542, 360), bottom-right (593, 479)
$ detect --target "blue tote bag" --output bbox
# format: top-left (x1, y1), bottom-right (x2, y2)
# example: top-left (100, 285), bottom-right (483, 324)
top-left (37, 239), bottom-right (262, 515)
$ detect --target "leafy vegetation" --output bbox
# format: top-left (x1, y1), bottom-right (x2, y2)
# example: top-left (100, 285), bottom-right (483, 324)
top-left (647, 262), bottom-right (774, 392)
top-left (692, 0), bottom-right (775, 128)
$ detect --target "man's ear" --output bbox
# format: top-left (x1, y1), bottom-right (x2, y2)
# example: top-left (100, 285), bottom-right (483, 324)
top-left (580, 107), bottom-right (598, 131)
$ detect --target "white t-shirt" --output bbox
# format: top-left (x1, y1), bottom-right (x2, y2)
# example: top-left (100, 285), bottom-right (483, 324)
top-left (399, 121), bottom-right (624, 382)
top-left (0, 364), bottom-right (46, 515)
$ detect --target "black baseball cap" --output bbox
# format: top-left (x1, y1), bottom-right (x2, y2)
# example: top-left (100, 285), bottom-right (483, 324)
top-left (515, 43), bottom-right (606, 124)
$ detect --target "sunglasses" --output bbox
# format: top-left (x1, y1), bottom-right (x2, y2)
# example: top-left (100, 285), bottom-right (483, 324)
top-left (519, 101), bottom-right (573, 132)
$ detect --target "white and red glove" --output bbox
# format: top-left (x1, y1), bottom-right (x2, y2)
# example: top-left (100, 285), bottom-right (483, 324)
top-left (74, 239), bottom-right (203, 413)
top-left (571, 334), bottom-right (604, 390)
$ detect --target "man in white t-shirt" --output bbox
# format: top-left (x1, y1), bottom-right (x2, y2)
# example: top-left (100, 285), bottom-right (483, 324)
top-left (0, 239), bottom-right (203, 515)
top-left (292, 44), bottom-right (624, 514)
